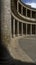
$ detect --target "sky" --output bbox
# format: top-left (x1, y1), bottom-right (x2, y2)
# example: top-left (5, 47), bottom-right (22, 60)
top-left (21, 0), bottom-right (36, 8)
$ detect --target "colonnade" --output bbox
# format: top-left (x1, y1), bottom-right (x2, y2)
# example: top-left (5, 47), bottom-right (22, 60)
top-left (17, 1), bottom-right (36, 18)
top-left (11, 17), bottom-right (36, 38)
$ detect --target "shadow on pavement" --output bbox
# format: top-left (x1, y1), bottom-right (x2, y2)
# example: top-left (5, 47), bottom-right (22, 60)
top-left (0, 41), bottom-right (36, 65)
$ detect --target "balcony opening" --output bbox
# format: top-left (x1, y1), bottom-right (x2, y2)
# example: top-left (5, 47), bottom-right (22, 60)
top-left (19, 3), bottom-right (21, 13)
top-left (23, 7), bottom-right (26, 16)
top-left (27, 9), bottom-right (30, 17)
top-left (14, 0), bottom-right (17, 10)
top-left (32, 11), bottom-right (36, 18)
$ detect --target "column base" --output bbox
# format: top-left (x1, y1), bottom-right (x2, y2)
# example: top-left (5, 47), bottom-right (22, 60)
top-left (17, 34), bottom-right (19, 36)
top-left (13, 34), bottom-right (15, 38)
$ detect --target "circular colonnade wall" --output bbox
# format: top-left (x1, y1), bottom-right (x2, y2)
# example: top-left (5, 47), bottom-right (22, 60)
top-left (11, 0), bottom-right (36, 38)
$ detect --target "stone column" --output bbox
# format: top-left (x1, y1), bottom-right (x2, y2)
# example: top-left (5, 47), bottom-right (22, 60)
top-left (26, 9), bottom-right (27, 16)
top-left (21, 23), bottom-right (23, 35)
top-left (17, 1), bottom-right (19, 12)
top-left (26, 24), bottom-right (27, 35)
top-left (21, 6), bottom-right (23, 15)
top-left (13, 18), bottom-right (15, 37)
top-left (30, 24), bottom-right (32, 35)
top-left (17, 21), bottom-right (19, 36)
top-left (1, 0), bottom-right (11, 46)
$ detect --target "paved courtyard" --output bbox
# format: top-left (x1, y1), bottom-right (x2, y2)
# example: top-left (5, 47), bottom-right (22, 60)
top-left (19, 38), bottom-right (36, 63)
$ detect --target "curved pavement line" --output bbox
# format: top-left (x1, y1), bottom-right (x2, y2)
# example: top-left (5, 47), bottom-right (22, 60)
top-left (7, 37), bottom-right (34, 63)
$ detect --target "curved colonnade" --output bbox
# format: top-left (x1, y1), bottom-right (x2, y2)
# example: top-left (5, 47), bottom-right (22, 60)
top-left (11, 0), bottom-right (36, 38)
top-left (10, 0), bottom-right (36, 62)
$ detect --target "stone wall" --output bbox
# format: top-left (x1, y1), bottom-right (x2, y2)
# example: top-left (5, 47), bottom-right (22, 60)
top-left (1, 0), bottom-right (12, 47)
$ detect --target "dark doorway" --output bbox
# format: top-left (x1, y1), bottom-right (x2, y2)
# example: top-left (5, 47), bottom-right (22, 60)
top-left (32, 25), bottom-right (35, 34)
top-left (15, 20), bottom-right (17, 36)
top-left (27, 24), bottom-right (30, 34)
top-left (19, 22), bottom-right (21, 35)
top-left (23, 23), bottom-right (26, 34)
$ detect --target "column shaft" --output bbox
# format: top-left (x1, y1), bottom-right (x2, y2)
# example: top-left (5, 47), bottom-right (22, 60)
top-left (21, 23), bottom-right (23, 35)
top-left (21, 6), bottom-right (23, 15)
top-left (30, 24), bottom-right (32, 35)
top-left (17, 21), bottom-right (19, 36)
top-left (17, 1), bottom-right (19, 12)
top-left (26, 24), bottom-right (27, 35)
top-left (13, 19), bottom-right (15, 37)
top-left (26, 9), bottom-right (27, 16)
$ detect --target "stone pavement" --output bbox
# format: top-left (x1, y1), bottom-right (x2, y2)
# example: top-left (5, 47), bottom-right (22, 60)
top-left (1, 36), bottom-right (36, 64)
top-left (19, 37), bottom-right (36, 62)
top-left (8, 36), bottom-right (34, 63)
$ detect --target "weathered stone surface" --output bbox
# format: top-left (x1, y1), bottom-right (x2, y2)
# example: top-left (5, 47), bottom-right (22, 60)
top-left (1, 0), bottom-right (11, 46)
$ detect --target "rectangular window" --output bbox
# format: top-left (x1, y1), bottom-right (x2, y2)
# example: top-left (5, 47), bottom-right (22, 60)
top-left (19, 3), bottom-right (21, 13)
